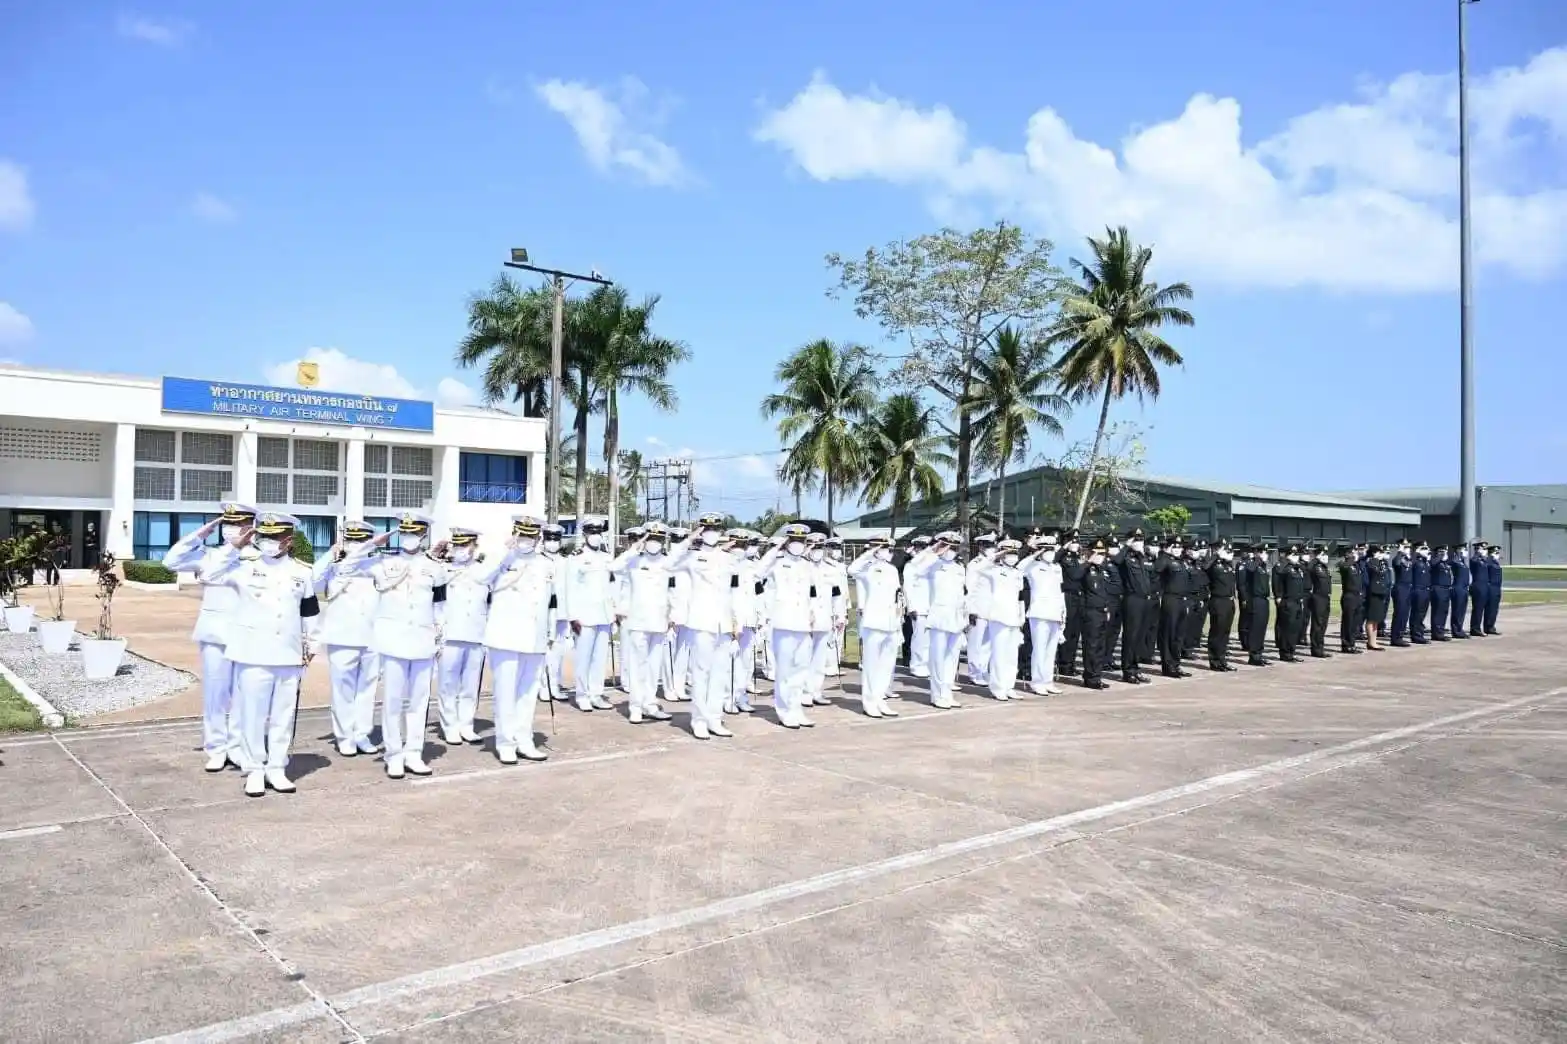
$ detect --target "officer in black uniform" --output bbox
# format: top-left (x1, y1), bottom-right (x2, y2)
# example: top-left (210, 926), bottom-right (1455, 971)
top-left (1365, 545), bottom-right (1392, 650)
top-left (1140, 535), bottom-right (1163, 667)
top-left (1204, 541), bottom-right (1238, 671)
top-left (1410, 541), bottom-right (1432, 644)
top-left (1390, 539), bottom-right (1414, 646)
top-left (1238, 545), bottom-right (1272, 666)
top-left (1337, 543), bottom-right (1363, 653)
top-left (1236, 540), bottom-right (1253, 653)
top-left (1055, 530), bottom-right (1086, 675)
top-left (1449, 545), bottom-right (1471, 639)
top-left (1303, 545), bottom-right (1331, 657)
top-left (1156, 537), bottom-right (1192, 678)
top-left (1118, 528), bottom-right (1152, 684)
top-left (1291, 545), bottom-right (1313, 650)
top-left (1272, 545), bottom-right (1307, 662)
top-left (1101, 532), bottom-right (1125, 674)
top-left (1184, 541), bottom-right (1210, 659)
top-left (1430, 546), bottom-right (1454, 641)
top-left (1079, 538), bottom-right (1112, 690)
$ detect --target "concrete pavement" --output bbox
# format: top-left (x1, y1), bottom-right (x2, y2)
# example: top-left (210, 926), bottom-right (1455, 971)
top-left (2, 606), bottom-right (1564, 1042)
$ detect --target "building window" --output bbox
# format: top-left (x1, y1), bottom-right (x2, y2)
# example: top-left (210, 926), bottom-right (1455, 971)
top-left (257, 435), bottom-right (344, 509)
top-left (295, 515), bottom-right (337, 557)
top-left (180, 468), bottom-right (231, 502)
top-left (293, 439), bottom-right (339, 472)
top-left (133, 511), bottom-right (215, 562)
top-left (292, 473), bottom-right (339, 505)
top-left (459, 451), bottom-right (528, 503)
top-left (390, 478), bottom-right (430, 509)
top-left (391, 446), bottom-right (433, 476)
top-left (134, 428), bottom-right (233, 506)
top-left (134, 429), bottom-right (177, 464)
top-left (180, 431), bottom-right (233, 467)
top-left (363, 443), bottom-right (432, 511)
top-left (134, 466), bottom-right (176, 501)
top-left (257, 472), bottom-right (289, 504)
top-left (256, 436), bottom-right (290, 469)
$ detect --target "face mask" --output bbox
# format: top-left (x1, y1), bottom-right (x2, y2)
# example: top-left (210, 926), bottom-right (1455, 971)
top-left (644, 540), bottom-right (663, 555)
top-left (516, 538), bottom-right (537, 554)
top-left (828, 548), bottom-right (843, 560)
top-left (256, 537), bottom-right (284, 558)
top-left (398, 533), bottom-right (423, 553)
top-left (700, 530), bottom-right (720, 547)
top-left (450, 547), bottom-right (473, 565)
top-left (220, 525), bottom-right (242, 544)
top-left (1002, 553), bottom-right (1019, 567)
top-left (808, 548), bottom-right (825, 562)
top-left (940, 549), bottom-right (957, 562)
top-left (585, 534), bottom-right (603, 549)
top-left (785, 541), bottom-right (804, 557)
top-left (543, 540), bottom-right (561, 554)
top-left (1220, 550), bottom-right (1233, 561)
top-left (875, 548), bottom-right (893, 562)
top-left (1089, 554), bottom-right (1105, 566)
top-left (1287, 554), bottom-right (1300, 563)
top-left (1066, 542), bottom-right (1079, 554)
top-left (1130, 540), bottom-right (1144, 553)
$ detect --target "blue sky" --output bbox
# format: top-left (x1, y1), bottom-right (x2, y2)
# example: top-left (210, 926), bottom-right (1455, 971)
top-left (2, 0), bottom-right (1564, 521)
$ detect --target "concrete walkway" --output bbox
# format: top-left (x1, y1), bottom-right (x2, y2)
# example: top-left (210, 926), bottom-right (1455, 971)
top-left (2, 606), bottom-right (1564, 1042)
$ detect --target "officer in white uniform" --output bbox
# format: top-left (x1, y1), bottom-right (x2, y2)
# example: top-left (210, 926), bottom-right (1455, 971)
top-left (847, 535), bottom-right (902, 718)
top-left (474, 516), bottom-right (553, 763)
top-left (666, 512), bottom-right (740, 739)
top-left (1021, 532), bottom-right (1066, 695)
top-left (966, 533), bottom-right (998, 685)
top-left (723, 528), bottom-right (760, 714)
top-left (614, 525), bottom-right (646, 693)
top-left (802, 533), bottom-right (840, 708)
top-left (162, 501), bottom-right (257, 771)
top-left (742, 533), bottom-right (767, 697)
top-left (823, 537), bottom-right (850, 677)
top-left (541, 523), bottom-right (573, 703)
top-left (977, 537), bottom-right (1027, 700)
top-left (313, 519), bottom-right (384, 757)
top-left (661, 527), bottom-right (694, 701)
top-left (905, 531), bottom-right (968, 709)
top-left (903, 534), bottom-right (934, 679)
top-left (610, 521), bottom-right (674, 725)
top-left (564, 517), bottom-right (616, 712)
top-left (436, 527), bottom-right (489, 745)
top-left (339, 511), bottom-right (448, 779)
top-left (202, 512), bottom-right (321, 797)
top-left (755, 523), bottom-right (817, 728)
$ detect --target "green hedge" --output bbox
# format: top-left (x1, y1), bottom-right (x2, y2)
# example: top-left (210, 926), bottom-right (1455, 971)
top-left (289, 530), bottom-right (315, 564)
top-left (123, 560), bottom-right (177, 584)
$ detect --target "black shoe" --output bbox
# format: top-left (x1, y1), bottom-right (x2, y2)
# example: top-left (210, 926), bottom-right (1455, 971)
top-left (1083, 680), bottom-right (1109, 690)
top-left (1469, 631), bottom-right (1484, 638)
top-left (1485, 629), bottom-right (1500, 635)
top-left (1311, 651), bottom-right (1331, 659)
top-left (1412, 638), bottom-right (1429, 645)
top-left (1162, 669), bottom-right (1182, 678)
top-left (1391, 640), bottom-right (1411, 648)
top-left (1247, 657), bottom-right (1265, 666)
top-left (1176, 669), bottom-right (1193, 678)
top-left (1453, 632), bottom-right (1470, 639)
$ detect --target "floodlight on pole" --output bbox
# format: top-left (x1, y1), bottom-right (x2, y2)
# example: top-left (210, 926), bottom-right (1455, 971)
top-left (502, 250), bottom-right (612, 528)
top-left (1457, 0), bottom-right (1479, 549)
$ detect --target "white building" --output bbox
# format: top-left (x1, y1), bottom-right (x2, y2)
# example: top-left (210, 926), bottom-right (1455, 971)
top-left (0, 364), bottom-right (547, 566)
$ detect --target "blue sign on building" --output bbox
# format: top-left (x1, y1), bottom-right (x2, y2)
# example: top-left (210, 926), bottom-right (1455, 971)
top-left (160, 377), bottom-right (436, 432)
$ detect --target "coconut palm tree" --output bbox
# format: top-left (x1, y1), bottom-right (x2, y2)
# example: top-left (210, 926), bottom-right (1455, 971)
top-left (858, 393), bottom-right (952, 540)
top-left (1044, 226), bottom-right (1194, 528)
top-left (964, 326), bottom-right (1071, 529)
top-left (619, 449), bottom-right (645, 515)
top-left (760, 339), bottom-right (877, 529)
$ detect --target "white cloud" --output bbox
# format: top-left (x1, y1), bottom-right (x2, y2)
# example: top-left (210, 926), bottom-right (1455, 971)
top-left (262, 347), bottom-right (480, 409)
top-left (535, 77), bottom-right (692, 187)
top-left (116, 14), bottom-right (193, 46)
top-left (190, 192), bottom-right (237, 223)
top-left (0, 302), bottom-right (35, 346)
top-left (0, 160), bottom-right (34, 231)
top-left (754, 48), bottom-right (1567, 293)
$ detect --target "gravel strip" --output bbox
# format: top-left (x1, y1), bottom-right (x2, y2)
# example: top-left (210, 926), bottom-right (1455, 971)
top-left (0, 629), bottom-right (195, 719)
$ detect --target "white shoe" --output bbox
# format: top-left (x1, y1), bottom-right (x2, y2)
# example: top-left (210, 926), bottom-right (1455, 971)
top-left (994, 691), bottom-right (1011, 701)
top-left (441, 728), bottom-right (462, 745)
top-left (458, 726), bottom-right (482, 744)
top-left (628, 708), bottom-right (645, 725)
top-left (709, 722), bottom-right (734, 738)
top-left (722, 701), bottom-right (738, 715)
top-left (355, 737), bottom-right (381, 755)
top-left (385, 755), bottom-right (405, 779)
top-left (496, 746), bottom-right (519, 765)
top-left (1045, 686), bottom-right (1063, 696)
top-left (538, 690), bottom-right (552, 702)
top-left (264, 769), bottom-right (295, 794)
top-left (796, 713), bottom-right (816, 728)
top-left (335, 740), bottom-right (356, 757)
top-left (647, 706), bottom-right (672, 721)
top-left (880, 702), bottom-right (900, 718)
top-left (204, 751), bottom-right (229, 772)
top-left (403, 754), bottom-right (432, 776)
top-left (519, 746), bottom-right (549, 762)
top-left (863, 704), bottom-right (884, 718)
top-left (590, 695), bottom-right (613, 711)
top-left (691, 722), bottom-right (711, 740)
top-left (244, 771), bottom-right (265, 797)
top-left (746, 683), bottom-right (762, 694)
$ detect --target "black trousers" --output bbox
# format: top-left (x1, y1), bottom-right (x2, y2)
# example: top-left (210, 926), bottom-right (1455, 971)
top-left (1207, 597), bottom-right (1235, 667)
top-left (1450, 584), bottom-right (1468, 634)
top-left (1057, 598), bottom-right (1083, 672)
top-left (900, 612), bottom-right (914, 665)
top-left (1237, 597), bottom-right (1252, 651)
top-left (1246, 598), bottom-right (1269, 659)
top-left (1308, 594), bottom-right (1330, 655)
top-left (1431, 588), bottom-right (1451, 636)
top-left (1183, 597), bottom-right (1204, 655)
top-left (1275, 598), bottom-right (1301, 658)
top-left (1102, 600), bottom-right (1123, 668)
top-left (1340, 593), bottom-right (1362, 650)
top-left (1082, 606), bottom-right (1107, 685)
top-left (1140, 594), bottom-right (1160, 662)
top-left (1158, 597), bottom-right (1185, 674)
top-left (1121, 596), bottom-right (1149, 679)
top-left (1411, 588), bottom-right (1431, 641)
top-left (1391, 587), bottom-right (1412, 641)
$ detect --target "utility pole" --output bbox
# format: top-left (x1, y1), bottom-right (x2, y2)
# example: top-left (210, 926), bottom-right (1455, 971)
top-left (1457, 0), bottom-right (1479, 549)
top-left (503, 248), bottom-right (610, 526)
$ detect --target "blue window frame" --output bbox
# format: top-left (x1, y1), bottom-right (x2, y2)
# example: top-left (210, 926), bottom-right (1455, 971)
top-left (134, 511), bottom-right (217, 562)
top-left (459, 452), bottom-right (527, 504)
top-left (295, 515), bottom-right (336, 559)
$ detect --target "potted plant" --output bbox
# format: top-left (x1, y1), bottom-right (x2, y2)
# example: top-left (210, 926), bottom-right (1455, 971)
top-left (29, 532), bottom-right (76, 654)
top-left (82, 551), bottom-right (127, 680)
top-left (0, 536), bottom-right (36, 634)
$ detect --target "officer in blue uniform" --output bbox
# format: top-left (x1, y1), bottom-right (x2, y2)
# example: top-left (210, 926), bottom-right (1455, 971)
top-left (1389, 539), bottom-right (1413, 646)
top-left (1409, 541), bottom-right (1432, 644)
top-left (1449, 544), bottom-right (1471, 639)
top-left (1430, 546), bottom-right (1454, 641)
top-left (1354, 544), bottom-right (1370, 642)
top-left (1467, 542), bottom-right (1489, 637)
top-left (1483, 544), bottom-right (1504, 634)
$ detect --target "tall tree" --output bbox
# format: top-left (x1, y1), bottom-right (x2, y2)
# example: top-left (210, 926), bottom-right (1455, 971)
top-left (618, 449), bottom-right (646, 516)
top-left (964, 326), bottom-right (1071, 529)
top-left (858, 393), bottom-right (952, 541)
top-left (760, 339), bottom-right (877, 529)
top-left (828, 221), bottom-right (1062, 547)
top-left (1045, 226), bottom-right (1194, 529)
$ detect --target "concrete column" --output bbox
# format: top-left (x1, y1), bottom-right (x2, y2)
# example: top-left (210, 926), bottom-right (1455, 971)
top-left (529, 451), bottom-right (546, 517)
top-left (108, 422), bottom-right (136, 559)
top-left (234, 429), bottom-right (258, 504)
top-left (344, 435), bottom-right (366, 522)
top-left (434, 444), bottom-right (460, 533)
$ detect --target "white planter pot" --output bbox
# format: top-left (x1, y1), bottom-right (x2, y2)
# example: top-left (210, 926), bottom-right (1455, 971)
top-left (3, 604), bottom-right (34, 634)
top-left (37, 619), bottom-right (77, 655)
top-left (82, 637), bottom-right (128, 680)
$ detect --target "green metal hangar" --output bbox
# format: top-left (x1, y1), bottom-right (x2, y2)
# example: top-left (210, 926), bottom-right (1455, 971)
top-left (1326, 486), bottom-right (1567, 564)
top-left (850, 466), bottom-right (1423, 546)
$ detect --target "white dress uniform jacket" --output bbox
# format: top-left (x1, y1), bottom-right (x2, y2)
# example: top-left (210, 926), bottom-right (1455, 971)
top-left (907, 552), bottom-right (968, 632)
top-left (206, 548), bottom-right (320, 666)
top-left (610, 549), bottom-right (671, 631)
top-left (163, 533), bottom-right (255, 645)
top-left (848, 554), bottom-right (903, 632)
top-left (978, 561), bottom-right (1027, 627)
top-left (563, 547), bottom-right (616, 625)
top-left (480, 550), bottom-right (556, 654)
top-left (441, 561), bottom-right (493, 644)
top-left (1023, 554), bottom-right (1067, 622)
top-left (666, 544), bottom-right (738, 633)
top-left (345, 550), bottom-right (450, 660)
top-left (757, 549), bottom-right (814, 632)
top-left (312, 552), bottom-right (380, 648)
top-left (966, 558), bottom-right (993, 621)
top-left (808, 560), bottom-right (839, 632)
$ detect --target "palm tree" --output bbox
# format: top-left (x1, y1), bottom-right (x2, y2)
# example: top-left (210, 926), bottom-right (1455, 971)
top-left (964, 326), bottom-right (1071, 529)
top-left (858, 393), bottom-right (952, 540)
top-left (619, 449), bottom-right (645, 516)
top-left (760, 339), bottom-right (877, 529)
top-left (1044, 226), bottom-right (1193, 528)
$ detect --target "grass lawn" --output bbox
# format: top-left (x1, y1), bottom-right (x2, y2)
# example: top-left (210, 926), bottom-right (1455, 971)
top-left (1500, 588), bottom-right (1567, 607)
top-left (1504, 566), bottom-right (1567, 582)
top-left (0, 673), bottom-right (45, 733)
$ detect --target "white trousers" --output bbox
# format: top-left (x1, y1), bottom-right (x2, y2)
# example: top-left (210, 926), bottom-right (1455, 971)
top-left (233, 663), bottom-right (301, 772)
top-left (806, 630), bottom-right (830, 701)
top-left (487, 649), bottom-right (543, 754)
top-left (1028, 618), bottom-right (1064, 691)
top-left (908, 614), bottom-right (930, 677)
top-left (759, 624), bottom-right (776, 680)
top-left (682, 627), bottom-right (729, 729)
top-left (661, 627), bottom-right (692, 697)
top-left (198, 640), bottom-right (237, 754)
top-left (547, 620), bottom-right (573, 696)
top-left (859, 628), bottom-right (898, 708)
top-left (770, 628), bottom-right (811, 724)
top-left (326, 644), bottom-right (379, 745)
top-left (727, 627), bottom-right (757, 708)
top-left (381, 654), bottom-right (433, 760)
top-left (927, 628), bottom-right (963, 706)
top-left (984, 620), bottom-right (1022, 698)
top-left (573, 623), bottom-right (612, 702)
top-left (437, 641), bottom-right (485, 735)
top-left (623, 629), bottom-right (666, 712)
top-left (967, 618), bottom-right (991, 682)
